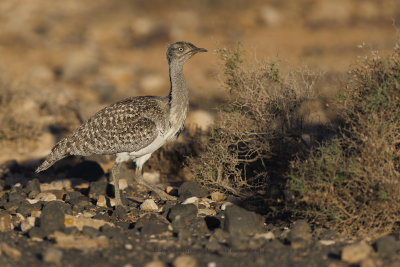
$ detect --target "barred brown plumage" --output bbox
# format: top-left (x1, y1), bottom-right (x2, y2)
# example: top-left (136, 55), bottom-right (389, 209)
top-left (36, 41), bottom-right (207, 206)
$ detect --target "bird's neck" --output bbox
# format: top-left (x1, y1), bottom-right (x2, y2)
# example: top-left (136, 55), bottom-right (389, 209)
top-left (168, 63), bottom-right (189, 127)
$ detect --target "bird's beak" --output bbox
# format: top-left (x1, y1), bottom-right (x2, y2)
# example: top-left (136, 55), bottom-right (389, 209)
top-left (191, 47), bottom-right (207, 54)
top-left (195, 48), bottom-right (207, 53)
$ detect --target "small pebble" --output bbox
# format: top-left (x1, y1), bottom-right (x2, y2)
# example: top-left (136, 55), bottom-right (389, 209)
top-left (198, 209), bottom-right (216, 216)
top-left (210, 191), bottom-right (226, 202)
top-left (89, 176), bottom-right (108, 197)
top-left (25, 179), bottom-right (41, 198)
top-left (342, 241), bottom-right (372, 264)
top-left (0, 212), bottom-right (13, 232)
top-left (140, 199), bottom-right (159, 211)
top-left (173, 255), bottom-right (197, 267)
top-left (97, 195), bottom-right (107, 208)
top-left (182, 196), bottom-right (198, 205)
top-left (166, 186), bottom-right (174, 194)
top-left (124, 243), bottom-right (133, 250)
top-left (43, 247), bottom-right (63, 265)
top-left (0, 243), bottom-right (21, 260)
top-left (254, 231), bottom-right (275, 240)
top-left (319, 240), bottom-right (335, 246)
top-left (119, 179), bottom-right (128, 190)
top-left (40, 180), bottom-right (71, 192)
top-left (20, 217), bottom-right (36, 232)
top-left (35, 192), bottom-right (57, 202)
top-left (220, 203), bottom-right (232, 210)
top-left (360, 258), bottom-right (380, 267)
top-left (31, 210), bottom-right (41, 218)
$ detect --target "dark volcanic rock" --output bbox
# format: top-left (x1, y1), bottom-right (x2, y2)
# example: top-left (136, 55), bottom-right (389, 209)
top-left (69, 196), bottom-right (91, 210)
top-left (65, 192), bottom-right (91, 210)
top-left (212, 228), bottom-right (229, 244)
top-left (63, 227), bottom-right (80, 235)
top-left (2, 160), bottom-right (19, 173)
top-left (112, 205), bottom-right (127, 220)
top-left (374, 235), bottom-right (398, 256)
top-left (67, 161), bottom-right (104, 182)
top-left (100, 224), bottom-right (122, 239)
top-left (8, 190), bottom-right (26, 204)
top-left (6, 192), bottom-right (24, 213)
top-left (40, 201), bottom-right (66, 234)
top-left (0, 193), bottom-right (8, 208)
top-left (187, 217), bottom-right (209, 236)
top-left (0, 180), bottom-right (5, 191)
top-left (223, 205), bottom-right (263, 236)
top-left (135, 213), bottom-right (170, 236)
top-left (24, 178), bottom-right (41, 198)
top-left (64, 191), bottom-right (84, 201)
top-left (168, 204), bottom-right (197, 233)
top-left (227, 234), bottom-right (250, 250)
top-left (16, 200), bottom-right (34, 217)
top-left (115, 221), bottom-right (131, 230)
top-left (44, 201), bottom-right (72, 215)
top-left (168, 204), bottom-right (197, 221)
top-left (3, 203), bottom-right (18, 213)
top-left (89, 176), bottom-right (108, 197)
top-left (178, 182), bottom-right (209, 200)
top-left (28, 227), bottom-right (47, 239)
top-left (178, 228), bottom-right (193, 245)
top-left (82, 226), bottom-right (100, 237)
top-left (171, 216), bottom-right (187, 233)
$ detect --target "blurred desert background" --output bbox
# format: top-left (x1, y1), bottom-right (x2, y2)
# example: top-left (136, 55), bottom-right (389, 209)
top-left (1, 0), bottom-right (399, 165)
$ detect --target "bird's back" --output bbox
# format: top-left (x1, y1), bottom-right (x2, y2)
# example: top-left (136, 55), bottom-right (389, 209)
top-left (36, 96), bottom-right (169, 172)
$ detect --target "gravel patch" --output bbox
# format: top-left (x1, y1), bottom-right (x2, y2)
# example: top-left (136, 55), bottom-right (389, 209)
top-left (0, 168), bottom-right (398, 267)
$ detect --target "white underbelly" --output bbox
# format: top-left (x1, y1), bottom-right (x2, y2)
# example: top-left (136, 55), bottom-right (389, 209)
top-left (115, 135), bottom-right (166, 164)
top-left (115, 123), bottom-right (181, 163)
top-left (131, 135), bottom-right (167, 157)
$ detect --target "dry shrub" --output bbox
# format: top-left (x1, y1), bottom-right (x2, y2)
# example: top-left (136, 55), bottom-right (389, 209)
top-left (189, 45), bottom-right (318, 196)
top-left (287, 44), bottom-right (400, 237)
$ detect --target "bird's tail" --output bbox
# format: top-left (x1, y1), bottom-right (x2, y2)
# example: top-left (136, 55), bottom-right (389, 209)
top-left (36, 138), bottom-right (70, 173)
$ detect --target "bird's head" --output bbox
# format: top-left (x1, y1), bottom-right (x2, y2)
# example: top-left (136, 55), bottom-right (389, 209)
top-left (166, 41), bottom-right (207, 65)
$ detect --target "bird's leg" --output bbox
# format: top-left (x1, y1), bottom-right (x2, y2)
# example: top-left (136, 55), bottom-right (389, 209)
top-left (111, 162), bottom-right (123, 206)
top-left (134, 165), bottom-right (176, 201)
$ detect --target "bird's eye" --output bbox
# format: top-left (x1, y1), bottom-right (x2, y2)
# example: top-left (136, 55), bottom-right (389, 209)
top-left (178, 47), bottom-right (184, 52)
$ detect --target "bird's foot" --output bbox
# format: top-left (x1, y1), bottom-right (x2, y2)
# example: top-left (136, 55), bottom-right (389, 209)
top-left (114, 196), bottom-right (125, 207)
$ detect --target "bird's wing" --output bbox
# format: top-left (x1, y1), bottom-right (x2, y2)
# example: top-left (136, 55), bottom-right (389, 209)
top-left (65, 97), bottom-right (164, 156)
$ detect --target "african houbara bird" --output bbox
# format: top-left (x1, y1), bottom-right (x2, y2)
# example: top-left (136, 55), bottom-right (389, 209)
top-left (36, 41), bottom-right (207, 205)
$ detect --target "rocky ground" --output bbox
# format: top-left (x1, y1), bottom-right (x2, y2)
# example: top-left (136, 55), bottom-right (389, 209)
top-left (0, 160), bottom-right (399, 267)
